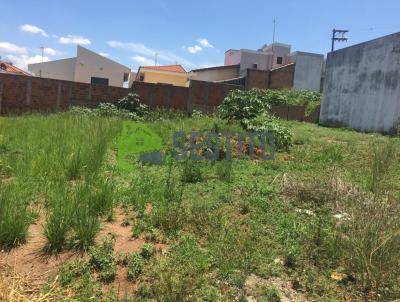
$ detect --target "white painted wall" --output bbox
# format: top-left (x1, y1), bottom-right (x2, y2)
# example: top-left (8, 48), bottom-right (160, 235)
top-left (28, 58), bottom-right (76, 81)
top-left (28, 46), bottom-right (131, 87)
top-left (292, 52), bottom-right (324, 91)
top-left (74, 46), bottom-right (130, 87)
top-left (320, 32), bottom-right (400, 133)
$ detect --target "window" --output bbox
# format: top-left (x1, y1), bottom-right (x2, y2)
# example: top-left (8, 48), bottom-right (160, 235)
top-left (252, 63), bottom-right (258, 69)
top-left (139, 73), bottom-right (145, 81)
top-left (91, 77), bottom-right (109, 85)
top-left (276, 57), bottom-right (283, 65)
top-left (123, 72), bottom-right (129, 82)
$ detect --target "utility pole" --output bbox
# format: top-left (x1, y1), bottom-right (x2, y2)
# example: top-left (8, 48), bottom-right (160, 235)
top-left (331, 29), bottom-right (349, 52)
top-left (40, 46), bottom-right (44, 63)
top-left (272, 17), bottom-right (276, 44)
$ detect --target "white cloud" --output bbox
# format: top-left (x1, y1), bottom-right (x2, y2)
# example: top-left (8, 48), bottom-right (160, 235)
top-left (197, 38), bottom-right (214, 48)
top-left (99, 52), bottom-right (109, 57)
top-left (59, 35), bottom-right (91, 45)
top-left (6, 54), bottom-right (50, 70)
top-left (187, 45), bottom-right (202, 54)
top-left (131, 55), bottom-right (154, 66)
top-left (0, 42), bottom-right (27, 55)
top-left (43, 47), bottom-right (57, 56)
top-left (20, 24), bottom-right (48, 37)
top-left (107, 40), bottom-right (197, 68)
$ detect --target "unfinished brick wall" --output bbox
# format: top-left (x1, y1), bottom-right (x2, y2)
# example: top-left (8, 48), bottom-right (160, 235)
top-left (0, 74), bottom-right (241, 115)
top-left (189, 80), bottom-right (242, 112)
top-left (269, 64), bottom-right (295, 89)
top-left (245, 69), bottom-right (270, 89)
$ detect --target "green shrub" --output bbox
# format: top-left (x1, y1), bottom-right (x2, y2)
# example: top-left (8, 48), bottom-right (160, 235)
top-left (215, 160), bottom-right (233, 182)
top-left (140, 243), bottom-right (155, 259)
top-left (0, 183), bottom-right (31, 250)
top-left (117, 93), bottom-right (148, 117)
top-left (242, 113), bottom-right (292, 151)
top-left (127, 253), bottom-right (145, 281)
top-left (217, 89), bottom-right (272, 122)
top-left (181, 160), bottom-right (202, 183)
top-left (89, 236), bottom-right (116, 283)
top-left (217, 88), bottom-right (321, 123)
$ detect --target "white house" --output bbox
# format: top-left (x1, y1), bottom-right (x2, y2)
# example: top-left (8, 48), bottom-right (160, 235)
top-left (28, 46), bottom-right (132, 87)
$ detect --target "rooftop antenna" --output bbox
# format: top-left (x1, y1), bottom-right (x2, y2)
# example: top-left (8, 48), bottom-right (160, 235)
top-left (40, 46), bottom-right (44, 63)
top-left (331, 29), bottom-right (349, 52)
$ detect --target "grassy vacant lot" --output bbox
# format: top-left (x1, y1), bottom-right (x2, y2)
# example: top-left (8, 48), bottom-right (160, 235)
top-left (0, 112), bottom-right (399, 302)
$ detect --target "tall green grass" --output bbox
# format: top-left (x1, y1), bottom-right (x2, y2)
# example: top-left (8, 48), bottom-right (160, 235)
top-left (0, 182), bottom-right (31, 249)
top-left (0, 114), bottom-right (121, 251)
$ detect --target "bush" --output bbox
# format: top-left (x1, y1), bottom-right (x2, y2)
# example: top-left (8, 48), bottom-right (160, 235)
top-left (117, 93), bottom-right (148, 117)
top-left (89, 236), bottom-right (116, 283)
top-left (140, 243), bottom-right (155, 259)
top-left (217, 88), bottom-right (321, 123)
top-left (242, 113), bottom-right (292, 151)
top-left (127, 253), bottom-right (145, 281)
top-left (217, 89), bottom-right (272, 122)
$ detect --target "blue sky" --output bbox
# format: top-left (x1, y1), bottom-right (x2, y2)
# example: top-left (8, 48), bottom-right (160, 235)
top-left (1, 0), bottom-right (399, 71)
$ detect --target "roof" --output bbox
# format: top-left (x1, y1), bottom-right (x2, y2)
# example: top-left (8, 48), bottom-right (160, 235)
top-left (192, 64), bottom-right (240, 72)
top-left (0, 61), bottom-right (31, 76)
top-left (140, 64), bottom-right (186, 73)
top-left (270, 62), bottom-right (295, 71)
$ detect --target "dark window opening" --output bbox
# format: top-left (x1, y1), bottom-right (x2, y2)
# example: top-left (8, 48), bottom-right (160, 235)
top-left (123, 73), bottom-right (129, 82)
top-left (276, 57), bottom-right (283, 64)
top-left (91, 77), bottom-right (109, 85)
top-left (139, 74), bottom-right (145, 81)
top-left (252, 63), bottom-right (258, 69)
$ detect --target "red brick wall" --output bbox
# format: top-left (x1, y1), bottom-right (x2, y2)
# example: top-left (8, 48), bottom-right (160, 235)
top-left (245, 69), bottom-right (270, 89)
top-left (269, 64), bottom-right (295, 89)
top-left (0, 74), bottom-right (240, 115)
top-left (190, 80), bottom-right (241, 109)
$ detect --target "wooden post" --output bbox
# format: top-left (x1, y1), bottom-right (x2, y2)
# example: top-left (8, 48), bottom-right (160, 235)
top-left (187, 83), bottom-right (193, 116)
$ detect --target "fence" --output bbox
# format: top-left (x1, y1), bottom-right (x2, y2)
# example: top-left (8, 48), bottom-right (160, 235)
top-left (0, 73), bottom-right (320, 123)
top-left (0, 73), bottom-right (241, 115)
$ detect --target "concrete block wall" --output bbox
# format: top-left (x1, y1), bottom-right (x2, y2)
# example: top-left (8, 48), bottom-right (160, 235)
top-left (320, 32), bottom-right (400, 133)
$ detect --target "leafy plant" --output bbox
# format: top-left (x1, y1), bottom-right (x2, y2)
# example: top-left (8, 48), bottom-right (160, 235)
top-left (127, 253), bottom-right (145, 281)
top-left (89, 236), bottom-right (116, 283)
top-left (242, 112), bottom-right (292, 151)
top-left (217, 89), bottom-right (272, 122)
top-left (118, 93), bottom-right (148, 117)
top-left (140, 243), bottom-right (155, 259)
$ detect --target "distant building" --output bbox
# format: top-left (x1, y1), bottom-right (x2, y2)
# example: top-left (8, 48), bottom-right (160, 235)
top-left (225, 43), bottom-right (292, 73)
top-left (28, 46), bottom-right (131, 87)
top-left (136, 64), bottom-right (189, 87)
top-left (189, 65), bottom-right (240, 83)
top-left (0, 60), bottom-right (31, 76)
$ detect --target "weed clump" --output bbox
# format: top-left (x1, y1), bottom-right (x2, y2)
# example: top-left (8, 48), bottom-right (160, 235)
top-left (0, 183), bottom-right (31, 250)
top-left (127, 253), bottom-right (145, 281)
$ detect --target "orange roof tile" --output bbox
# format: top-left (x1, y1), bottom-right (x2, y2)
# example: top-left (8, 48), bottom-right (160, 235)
top-left (141, 64), bottom-right (186, 73)
top-left (0, 61), bottom-right (31, 76)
